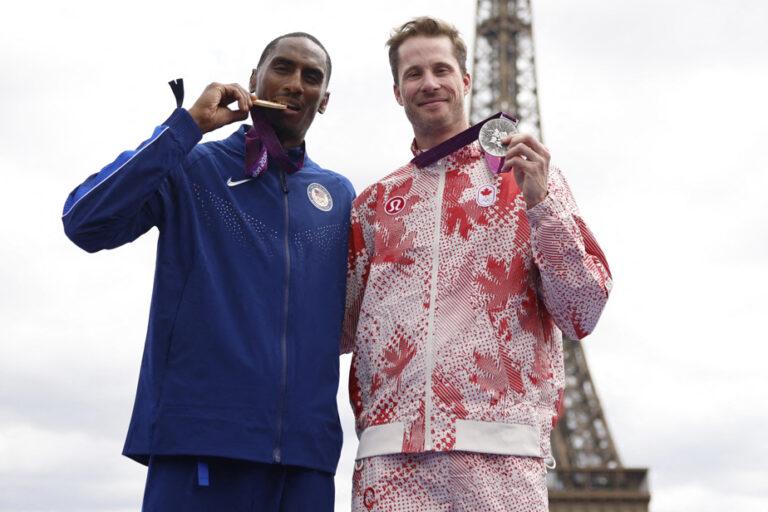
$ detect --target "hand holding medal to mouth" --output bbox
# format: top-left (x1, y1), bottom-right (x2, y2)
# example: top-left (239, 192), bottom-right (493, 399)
top-left (187, 82), bottom-right (256, 134)
top-left (480, 117), bottom-right (551, 209)
top-left (187, 83), bottom-right (296, 135)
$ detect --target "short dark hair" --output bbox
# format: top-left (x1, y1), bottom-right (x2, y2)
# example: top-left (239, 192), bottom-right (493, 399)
top-left (386, 17), bottom-right (467, 85)
top-left (257, 32), bottom-right (332, 85)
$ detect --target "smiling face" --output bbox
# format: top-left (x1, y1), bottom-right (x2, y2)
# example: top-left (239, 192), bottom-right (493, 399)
top-left (250, 36), bottom-right (330, 148)
top-left (393, 35), bottom-right (471, 149)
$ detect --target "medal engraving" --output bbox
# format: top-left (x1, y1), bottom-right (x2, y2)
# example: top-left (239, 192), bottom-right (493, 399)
top-left (479, 118), bottom-right (519, 157)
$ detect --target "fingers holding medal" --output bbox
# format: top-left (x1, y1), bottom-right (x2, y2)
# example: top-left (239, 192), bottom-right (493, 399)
top-left (499, 129), bottom-right (551, 209)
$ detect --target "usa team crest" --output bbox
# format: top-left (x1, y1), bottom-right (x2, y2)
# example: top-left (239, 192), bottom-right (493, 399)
top-left (307, 183), bottom-right (333, 212)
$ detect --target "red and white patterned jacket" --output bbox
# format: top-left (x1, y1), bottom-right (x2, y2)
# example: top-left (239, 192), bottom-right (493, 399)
top-left (342, 141), bottom-right (612, 463)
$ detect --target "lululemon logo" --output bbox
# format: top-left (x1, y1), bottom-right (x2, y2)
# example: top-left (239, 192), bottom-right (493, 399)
top-left (364, 487), bottom-right (377, 509)
top-left (384, 196), bottom-right (406, 215)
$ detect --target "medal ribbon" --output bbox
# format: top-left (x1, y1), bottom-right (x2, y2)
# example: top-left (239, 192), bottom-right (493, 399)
top-left (410, 111), bottom-right (516, 173)
top-left (245, 108), bottom-right (305, 178)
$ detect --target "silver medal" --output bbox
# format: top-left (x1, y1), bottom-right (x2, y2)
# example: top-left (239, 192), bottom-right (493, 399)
top-left (478, 117), bottom-right (519, 157)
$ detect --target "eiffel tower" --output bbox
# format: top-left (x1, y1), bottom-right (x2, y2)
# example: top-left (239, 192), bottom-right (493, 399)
top-left (470, 1), bottom-right (651, 510)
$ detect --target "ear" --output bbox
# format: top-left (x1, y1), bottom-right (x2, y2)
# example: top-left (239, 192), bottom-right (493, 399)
top-left (248, 69), bottom-right (258, 94)
top-left (393, 83), bottom-right (404, 106)
top-left (463, 73), bottom-right (471, 96)
top-left (318, 91), bottom-right (330, 114)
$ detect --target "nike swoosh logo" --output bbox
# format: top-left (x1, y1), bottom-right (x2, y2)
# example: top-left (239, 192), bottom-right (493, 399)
top-left (227, 177), bottom-right (255, 187)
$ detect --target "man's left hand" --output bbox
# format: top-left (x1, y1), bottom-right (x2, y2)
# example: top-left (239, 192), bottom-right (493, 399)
top-left (500, 133), bottom-right (550, 209)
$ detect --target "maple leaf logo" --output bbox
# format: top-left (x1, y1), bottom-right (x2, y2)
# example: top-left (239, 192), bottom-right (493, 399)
top-left (480, 187), bottom-right (493, 196)
top-left (380, 226), bottom-right (416, 266)
top-left (478, 257), bottom-right (513, 311)
top-left (477, 255), bottom-right (528, 313)
top-left (469, 350), bottom-right (508, 406)
top-left (382, 334), bottom-right (416, 391)
top-left (470, 349), bottom-right (525, 405)
top-left (443, 172), bottom-right (488, 239)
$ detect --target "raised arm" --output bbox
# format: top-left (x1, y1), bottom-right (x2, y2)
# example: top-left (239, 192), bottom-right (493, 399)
top-left (62, 83), bottom-right (253, 252)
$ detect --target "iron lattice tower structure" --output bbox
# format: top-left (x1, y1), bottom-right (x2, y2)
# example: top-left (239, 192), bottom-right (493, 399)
top-left (470, 1), bottom-right (650, 510)
top-left (470, 0), bottom-right (540, 133)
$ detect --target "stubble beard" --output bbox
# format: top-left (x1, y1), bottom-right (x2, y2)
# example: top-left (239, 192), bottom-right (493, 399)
top-left (405, 99), bottom-right (466, 146)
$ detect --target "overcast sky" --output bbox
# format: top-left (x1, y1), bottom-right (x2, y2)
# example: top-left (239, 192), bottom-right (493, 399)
top-left (1, 1), bottom-right (767, 511)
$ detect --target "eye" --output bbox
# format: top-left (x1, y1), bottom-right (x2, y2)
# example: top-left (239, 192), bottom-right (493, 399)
top-left (273, 63), bottom-right (290, 73)
top-left (304, 73), bottom-right (322, 85)
top-left (405, 70), bottom-right (421, 80)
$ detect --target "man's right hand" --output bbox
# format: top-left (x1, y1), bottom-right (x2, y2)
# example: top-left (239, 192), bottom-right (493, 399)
top-left (187, 82), bottom-right (253, 134)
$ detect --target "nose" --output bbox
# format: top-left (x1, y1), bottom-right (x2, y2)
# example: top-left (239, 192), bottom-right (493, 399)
top-left (284, 70), bottom-right (304, 95)
top-left (420, 71), bottom-right (440, 92)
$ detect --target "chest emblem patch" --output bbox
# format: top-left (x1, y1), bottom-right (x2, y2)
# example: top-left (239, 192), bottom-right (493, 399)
top-left (476, 185), bottom-right (497, 207)
top-left (307, 183), bottom-right (333, 212)
top-left (384, 196), bottom-right (406, 215)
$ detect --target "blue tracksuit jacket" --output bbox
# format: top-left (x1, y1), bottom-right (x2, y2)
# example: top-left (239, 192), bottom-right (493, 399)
top-left (62, 108), bottom-right (354, 473)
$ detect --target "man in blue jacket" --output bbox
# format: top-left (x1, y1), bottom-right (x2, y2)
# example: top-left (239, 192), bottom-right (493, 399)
top-left (62, 33), bottom-right (354, 511)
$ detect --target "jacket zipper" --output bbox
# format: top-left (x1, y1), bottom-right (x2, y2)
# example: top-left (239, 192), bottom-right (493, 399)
top-left (423, 165), bottom-right (446, 451)
top-left (273, 170), bottom-right (291, 463)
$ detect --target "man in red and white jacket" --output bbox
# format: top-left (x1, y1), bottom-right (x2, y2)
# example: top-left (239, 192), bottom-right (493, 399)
top-left (341, 16), bottom-right (613, 511)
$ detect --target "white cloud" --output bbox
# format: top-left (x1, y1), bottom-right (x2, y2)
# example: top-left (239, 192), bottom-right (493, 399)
top-left (0, 424), bottom-right (144, 511)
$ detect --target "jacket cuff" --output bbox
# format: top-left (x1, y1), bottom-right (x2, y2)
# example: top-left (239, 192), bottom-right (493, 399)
top-left (162, 108), bottom-right (203, 154)
top-left (525, 192), bottom-right (566, 227)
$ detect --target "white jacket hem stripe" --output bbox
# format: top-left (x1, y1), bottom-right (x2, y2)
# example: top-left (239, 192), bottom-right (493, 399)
top-left (355, 420), bottom-right (541, 460)
top-left (356, 422), bottom-right (404, 459)
top-left (454, 419), bottom-right (542, 457)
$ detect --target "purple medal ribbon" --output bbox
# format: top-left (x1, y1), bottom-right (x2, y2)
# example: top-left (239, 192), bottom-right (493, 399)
top-left (245, 108), bottom-right (305, 178)
top-left (410, 112), bottom-right (516, 174)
